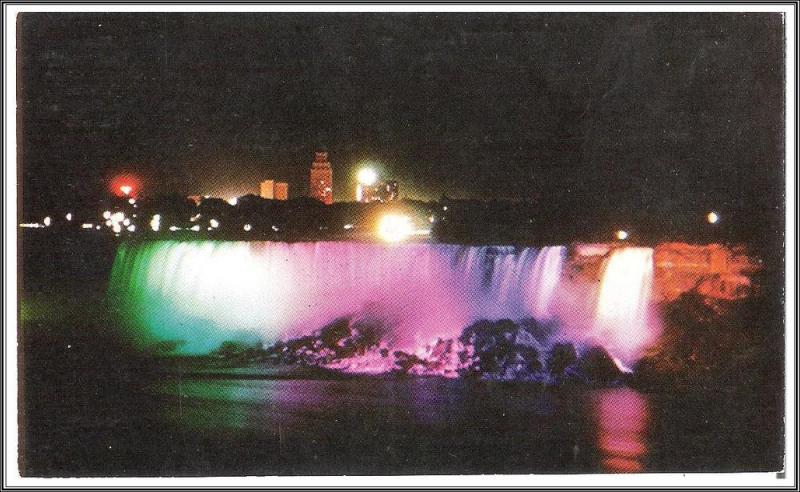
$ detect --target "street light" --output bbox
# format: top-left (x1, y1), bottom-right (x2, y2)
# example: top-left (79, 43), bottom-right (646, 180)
top-left (357, 167), bottom-right (378, 186)
top-left (377, 214), bottom-right (413, 243)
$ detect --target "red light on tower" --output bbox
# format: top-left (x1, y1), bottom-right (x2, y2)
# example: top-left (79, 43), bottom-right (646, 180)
top-left (109, 174), bottom-right (141, 198)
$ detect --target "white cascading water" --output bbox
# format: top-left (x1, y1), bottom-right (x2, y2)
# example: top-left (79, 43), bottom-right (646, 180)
top-left (527, 246), bottom-right (566, 321)
top-left (593, 247), bottom-right (657, 367)
top-left (110, 242), bottom-right (571, 355)
top-left (110, 241), bottom-right (658, 368)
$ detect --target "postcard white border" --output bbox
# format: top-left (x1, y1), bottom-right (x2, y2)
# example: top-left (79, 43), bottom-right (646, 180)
top-left (4, 2), bottom-right (796, 489)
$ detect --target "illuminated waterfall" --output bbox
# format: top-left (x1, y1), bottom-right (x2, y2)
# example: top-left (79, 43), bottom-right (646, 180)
top-left (453, 246), bottom-right (539, 319)
top-left (593, 247), bottom-right (656, 365)
top-left (527, 246), bottom-right (566, 321)
top-left (108, 241), bottom-right (571, 355)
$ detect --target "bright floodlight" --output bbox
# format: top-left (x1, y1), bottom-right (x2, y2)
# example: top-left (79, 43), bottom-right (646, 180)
top-left (120, 185), bottom-right (132, 196)
top-left (616, 230), bottom-right (629, 241)
top-left (209, 219), bottom-right (220, 229)
top-left (243, 224), bottom-right (252, 232)
top-left (227, 197), bottom-right (238, 206)
top-left (377, 214), bottom-right (413, 243)
top-left (150, 214), bottom-right (161, 232)
top-left (357, 168), bottom-right (378, 186)
top-left (707, 211), bottom-right (720, 224)
top-left (43, 216), bottom-right (52, 227)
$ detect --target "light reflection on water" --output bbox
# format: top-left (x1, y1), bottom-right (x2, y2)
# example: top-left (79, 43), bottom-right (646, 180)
top-left (152, 377), bottom-right (652, 472)
top-left (151, 377), bottom-right (475, 430)
top-left (591, 387), bottom-right (650, 472)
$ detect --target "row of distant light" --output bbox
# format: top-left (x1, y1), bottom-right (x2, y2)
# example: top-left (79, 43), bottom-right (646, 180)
top-left (154, 213), bottom-right (424, 242)
top-left (102, 210), bottom-right (136, 233)
top-left (152, 214), bottom-right (281, 233)
top-left (23, 213), bottom-right (276, 234)
top-left (20, 212), bottom-right (93, 229)
top-left (22, 202), bottom-right (719, 243)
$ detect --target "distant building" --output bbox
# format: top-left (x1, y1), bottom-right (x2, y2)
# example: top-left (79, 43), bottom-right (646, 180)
top-left (385, 180), bottom-right (399, 201)
top-left (356, 183), bottom-right (376, 203)
top-left (357, 179), bottom-right (399, 203)
top-left (310, 151), bottom-right (333, 205)
top-left (274, 182), bottom-right (289, 201)
top-left (259, 180), bottom-right (275, 199)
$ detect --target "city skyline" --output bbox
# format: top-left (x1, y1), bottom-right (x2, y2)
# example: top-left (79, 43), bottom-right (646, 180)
top-left (19, 13), bottom-right (784, 223)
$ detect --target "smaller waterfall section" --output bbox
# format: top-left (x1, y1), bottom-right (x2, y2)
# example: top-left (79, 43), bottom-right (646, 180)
top-left (593, 247), bottom-right (656, 366)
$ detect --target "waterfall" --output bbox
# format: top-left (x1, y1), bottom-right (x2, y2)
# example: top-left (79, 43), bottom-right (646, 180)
top-left (528, 246), bottom-right (566, 321)
top-left (109, 241), bottom-right (576, 355)
top-left (593, 247), bottom-right (656, 365)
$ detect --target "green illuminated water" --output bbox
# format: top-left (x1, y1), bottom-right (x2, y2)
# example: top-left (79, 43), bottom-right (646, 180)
top-left (109, 239), bottom-right (577, 357)
top-left (108, 240), bottom-right (654, 363)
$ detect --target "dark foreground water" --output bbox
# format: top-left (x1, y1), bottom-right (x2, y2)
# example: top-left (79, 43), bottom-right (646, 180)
top-left (21, 361), bottom-right (783, 477)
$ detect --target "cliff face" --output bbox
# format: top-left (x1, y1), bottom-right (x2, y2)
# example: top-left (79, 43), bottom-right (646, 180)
top-left (653, 242), bottom-right (762, 301)
top-left (568, 242), bottom-right (762, 302)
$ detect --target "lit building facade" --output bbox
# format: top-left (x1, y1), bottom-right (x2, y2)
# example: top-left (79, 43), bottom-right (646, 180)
top-left (309, 151), bottom-right (333, 205)
top-left (356, 179), bottom-right (400, 203)
top-left (274, 182), bottom-right (289, 201)
top-left (385, 180), bottom-right (399, 201)
top-left (356, 183), bottom-right (376, 203)
top-left (260, 180), bottom-right (275, 199)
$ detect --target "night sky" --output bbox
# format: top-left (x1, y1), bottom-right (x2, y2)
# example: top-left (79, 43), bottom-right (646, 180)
top-left (18, 13), bottom-right (785, 219)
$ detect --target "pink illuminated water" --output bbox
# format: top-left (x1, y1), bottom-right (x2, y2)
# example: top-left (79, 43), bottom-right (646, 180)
top-left (111, 241), bottom-right (658, 367)
top-left (527, 246), bottom-right (565, 320)
top-left (593, 248), bottom-right (659, 364)
top-left (592, 388), bottom-right (650, 472)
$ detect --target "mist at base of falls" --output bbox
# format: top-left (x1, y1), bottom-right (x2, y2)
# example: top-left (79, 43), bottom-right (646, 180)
top-left (108, 241), bottom-right (658, 367)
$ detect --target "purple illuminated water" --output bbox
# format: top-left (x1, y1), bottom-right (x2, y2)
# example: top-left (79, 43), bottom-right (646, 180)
top-left (110, 241), bottom-right (658, 368)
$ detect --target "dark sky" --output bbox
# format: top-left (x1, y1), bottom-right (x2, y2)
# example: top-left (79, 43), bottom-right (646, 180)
top-left (18, 13), bottom-right (784, 216)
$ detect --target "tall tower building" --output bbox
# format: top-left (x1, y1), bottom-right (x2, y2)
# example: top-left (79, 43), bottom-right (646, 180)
top-left (260, 180), bottom-right (275, 199)
top-left (309, 151), bottom-right (333, 205)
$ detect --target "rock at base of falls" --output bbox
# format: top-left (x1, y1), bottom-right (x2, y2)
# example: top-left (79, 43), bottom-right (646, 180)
top-left (456, 320), bottom-right (622, 385)
top-left (255, 317), bottom-right (625, 386)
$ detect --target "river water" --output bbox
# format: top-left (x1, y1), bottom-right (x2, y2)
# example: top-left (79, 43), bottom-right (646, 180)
top-left (21, 370), bottom-right (783, 476)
